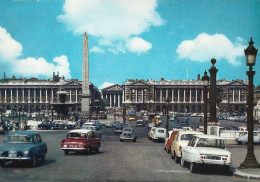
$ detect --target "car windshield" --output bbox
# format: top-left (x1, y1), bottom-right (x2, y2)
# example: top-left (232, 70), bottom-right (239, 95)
top-left (180, 134), bottom-right (193, 140)
top-left (6, 135), bottom-right (31, 143)
top-left (124, 129), bottom-right (132, 132)
top-left (67, 132), bottom-right (86, 138)
top-left (196, 138), bottom-right (225, 149)
top-left (158, 129), bottom-right (165, 133)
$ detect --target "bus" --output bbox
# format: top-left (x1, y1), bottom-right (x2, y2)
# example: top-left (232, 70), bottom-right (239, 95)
top-left (128, 108), bottom-right (137, 121)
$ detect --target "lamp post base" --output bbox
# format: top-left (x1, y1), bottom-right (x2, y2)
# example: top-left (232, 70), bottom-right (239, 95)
top-left (240, 155), bottom-right (260, 169)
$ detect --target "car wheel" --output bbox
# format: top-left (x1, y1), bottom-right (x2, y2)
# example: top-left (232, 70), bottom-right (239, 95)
top-left (30, 155), bottom-right (37, 167)
top-left (41, 153), bottom-right (46, 163)
top-left (181, 156), bottom-right (186, 167)
top-left (190, 162), bottom-right (196, 173)
top-left (64, 150), bottom-right (69, 155)
top-left (174, 153), bottom-right (179, 163)
top-left (0, 161), bottom-right (6, 167)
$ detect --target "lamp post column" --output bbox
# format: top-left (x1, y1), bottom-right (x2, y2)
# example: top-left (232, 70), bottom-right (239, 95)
top-left (166, 98), bottom-right (170, 138)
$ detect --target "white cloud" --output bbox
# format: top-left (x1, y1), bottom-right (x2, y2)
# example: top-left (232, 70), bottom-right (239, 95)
top-left (176, 33), bottom-right (245, 65)
top-left (0, 26), bottom-right (22, 61)
top-left (90, 46), bottom-right (105, 54)
top-left (58, 0), bottom-right (163, 54)
top-left (126, 37), bottom-right (152, 54)
top-left (99, 82), bottom-right (115, 90)
top-left (0, 26), bottom-right (71, 79)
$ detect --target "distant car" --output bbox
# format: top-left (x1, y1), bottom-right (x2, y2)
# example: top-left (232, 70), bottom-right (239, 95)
top-left (180, 118), bottom-right (189, 125)
top-left (181, 135), bottom-right (232, 173)
top-left (227, 116), bottom-right (236, 121)
top-left (105, 121), bottom-right (113, 128)
top-left (120, 127), bottom-right (137, 142)
top-left (171, 130), bottom-right (203, 163)
top-left (38, 121), bottom-right (54, 130)
top-left (150, 127), bottom-right (166, 141)
top-left (81, 125), bottom-right (102, 138)
top-left (111, 122), bottom-right (121, 128)
top-left (0, 131), bottom-right (47, 167)
top-left (61, 129), bottom-right (101, 155)
top-left (236, 132), bottom-right (260, 144)
top-left (136, 120), bottom-right (145, 127)
top-left (92, 121), bottom-right (105, 129)
top-left (114, 125), bottom-right (124, 134)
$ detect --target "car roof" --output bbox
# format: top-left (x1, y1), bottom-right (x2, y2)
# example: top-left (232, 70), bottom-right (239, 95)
top-left (177, 130), bottom-right (203, 135)
top-left (123, 127), bottom-right (133, 130)
top-left (68, 129), bottom-right (92, 134)
top-left (193, 134), bottom-right (225, 140)
top-left (8, 131), bottom-right (39, 136)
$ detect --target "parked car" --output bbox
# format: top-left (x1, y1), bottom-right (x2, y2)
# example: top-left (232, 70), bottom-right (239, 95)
top-left (136, 120), bottom-right (145, 127)
top-left (120, 127), bottom-right (137, 142)
top-left (236, 132), bottom-right (260, 144)
top-left (81, 126), bottom-right (102, 138)
top-left (0, 131), bottom-right (47, 167)
top-left (38, 121), bottom-right (54, 130)
top-left (61, 129), bottom-right (101, 155)
top-left (180, 118), bottom-right (189, 125)
top-left (165, 130), bottom-right (179, 153)
top-left (181, 135), bottom-right (232, 173)
top-left (171, 130), bottom-right (203, 163)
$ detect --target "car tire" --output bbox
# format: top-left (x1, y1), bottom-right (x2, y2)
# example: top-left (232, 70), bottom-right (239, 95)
top-left (133, 138), bottom-right (136, 142)
top-left (174, 153), bottom-right (179, 163)
top-left (0, 161), bottom-right (6, 167)
top-left (190, 162), bottom-right (196, 173)
top-left (64, 150), bottom-right (69, 155)
top-left (30, 155), bottom-right (37, 167)
top-left (41, 153), bottom-right (46, 163)
top-left (181, 156), bottom-right (186, 167)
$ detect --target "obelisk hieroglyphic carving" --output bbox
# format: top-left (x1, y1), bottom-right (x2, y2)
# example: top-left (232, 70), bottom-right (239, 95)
top-left (81, 32), bottom-right (90, 118)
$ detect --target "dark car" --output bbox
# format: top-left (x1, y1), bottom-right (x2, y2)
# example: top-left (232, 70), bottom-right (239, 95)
top-left (0, 131), bottom-right (47, 167)
top-left (180, 118), bottom-right (189, 125)
top-left (38, 121), bottom-right (54, 130)
top-left (114, 125), bottom-right (124, 134)
top-left (136, 120), bottom-right (145, 127)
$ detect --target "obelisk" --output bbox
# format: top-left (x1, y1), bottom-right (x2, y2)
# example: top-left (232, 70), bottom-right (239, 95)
top-left (81, 32), bottom-right (90, 118)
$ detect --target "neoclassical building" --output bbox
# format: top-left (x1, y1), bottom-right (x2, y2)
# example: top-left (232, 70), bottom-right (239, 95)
top-left (121, 77), bottom-right (248, 114)
top-left (101, 84), bottom-right (123, 108)
top-left (0, 73), bottom-right (101, 114)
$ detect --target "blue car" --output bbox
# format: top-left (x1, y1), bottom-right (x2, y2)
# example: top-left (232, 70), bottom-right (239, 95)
top-left (0, 131), bottom-right (47, 167)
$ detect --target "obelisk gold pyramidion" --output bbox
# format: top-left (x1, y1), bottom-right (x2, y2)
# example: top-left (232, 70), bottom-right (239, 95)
top-left (81, 32), bottom-right (90, 118)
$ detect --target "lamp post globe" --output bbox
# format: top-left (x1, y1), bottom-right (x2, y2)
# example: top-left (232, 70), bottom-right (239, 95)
top-left (245, 37), bottom-right (257, 66)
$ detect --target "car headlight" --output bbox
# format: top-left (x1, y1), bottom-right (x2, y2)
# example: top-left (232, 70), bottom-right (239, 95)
top-left (24, 151), bottom-right (29, 157)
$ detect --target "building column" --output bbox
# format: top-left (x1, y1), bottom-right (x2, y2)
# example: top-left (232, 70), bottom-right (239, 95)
top-left (123, 89), bottom-right (125, 103)
top-left (114, 94), bottom-right (116, 106)
top-left (190, 89), bottom-right (192, 103)
top-left (233, 89), bottom-right (235, 103)
top-left (178, 89), bottom-right (180, 103)
top-left (166, 89), bottom-right (168, 101)
top-left (51, 89), bottom-right (54, 103)
top-left (136, 89), bottom-right (138, 102)
top-left (118, 94), bottom-right (120, 107)
top-left (28, 89), bottom-right (31, 103)
top-left (45, 89), bottom-right (48, 103)
top-left (5, 89), bottom-right (7, 103)
top-left (34, 89), bottom-right (36, 103)
top-left (22, 88), bottom-right (25, 103)
top-left (69, 90), bottom-right (72, 103)
top-left (110, 94), bottom-right (112, 107)
top-left (172, 89), bottom-right (174, 102)
top-left (40, 89), bottom-right (42, 103)
top-left (11, 89), bottom-right (13, 103)
top-left (195, 89), bottom-right (198, 103)
top-left (184, 89), bottom-right (186, 102)
top-left (75, 89), bottom-right (78, 103)
top-left (160, 89), bottom-right (162, 103)
top-left (201, 89), bottom-right (203, 103)
top-left (16, 89), bottom-right (19, 103)
top-left (239, 89), bottom-right (241, 102)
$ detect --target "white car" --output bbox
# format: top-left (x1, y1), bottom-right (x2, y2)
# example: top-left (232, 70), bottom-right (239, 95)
top-left (236, 132), bottom-right (260, 144)
top-left (181, 135), bottom-right (232, 173)
top-left (81, 125), bottom-right (102, 138)
top-left (148, 127), bottom-right (166, 141)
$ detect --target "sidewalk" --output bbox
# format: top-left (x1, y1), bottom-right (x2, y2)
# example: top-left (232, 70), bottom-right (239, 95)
top-left (227, 145), bottom-right (260, 180)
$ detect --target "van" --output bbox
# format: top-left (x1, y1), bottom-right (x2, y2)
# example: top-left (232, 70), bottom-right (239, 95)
top-left (149, 127), bottom-right (166, 141)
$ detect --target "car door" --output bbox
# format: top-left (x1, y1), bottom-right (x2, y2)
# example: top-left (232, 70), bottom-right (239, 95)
top-left (184, 137), bottom-right (197, 162)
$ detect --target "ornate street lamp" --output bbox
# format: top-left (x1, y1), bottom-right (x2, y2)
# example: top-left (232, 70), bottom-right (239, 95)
top-left (202, 70), bottom-right (209, 134)
top-left (240, 37), bottom-right (260, 168)
top-left (166, 97), bottom-right (170, 137)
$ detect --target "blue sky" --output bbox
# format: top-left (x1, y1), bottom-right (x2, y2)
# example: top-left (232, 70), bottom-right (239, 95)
top-left (0, 0), bottom-right (259, 90)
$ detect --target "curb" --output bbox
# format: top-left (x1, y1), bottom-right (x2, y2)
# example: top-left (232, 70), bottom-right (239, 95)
top-left (231, 167), bottom-right (260, 180)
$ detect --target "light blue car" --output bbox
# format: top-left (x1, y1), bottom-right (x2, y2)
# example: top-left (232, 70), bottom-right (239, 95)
top-left (0, 131), bottom-right (47, 167)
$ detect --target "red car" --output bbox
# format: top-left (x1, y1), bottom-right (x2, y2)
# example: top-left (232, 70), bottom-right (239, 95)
top-left (165, 131), bottom-right (178, 154)
top-left (61, 129), bottom-right (101, 155)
